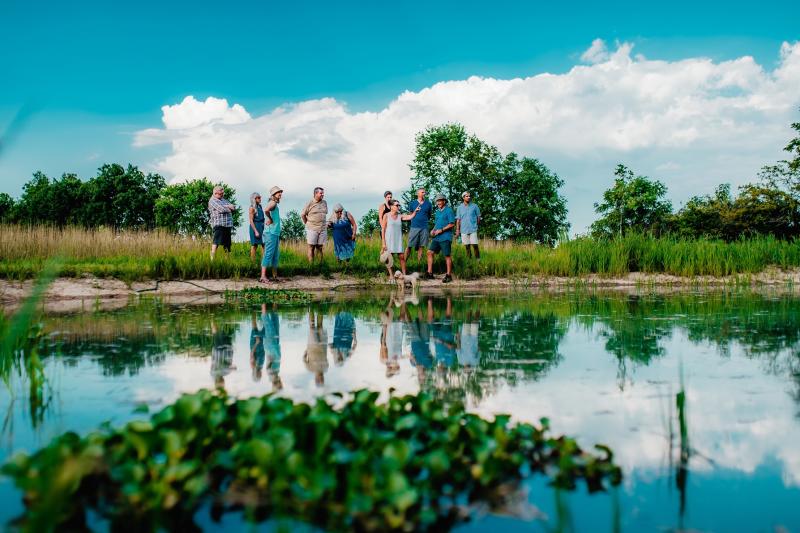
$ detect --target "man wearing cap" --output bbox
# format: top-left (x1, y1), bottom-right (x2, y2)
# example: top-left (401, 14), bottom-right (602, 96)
top-left (260, 186), bottom-right (283, 283)
top-left (425, 193), bottom-right (456, 283)
top-left (405, 187), bottom-right (432, 265)
top-left (300, 187), bottom-right (329, 262)
top-left (455, 191), bottom-right (481, 260)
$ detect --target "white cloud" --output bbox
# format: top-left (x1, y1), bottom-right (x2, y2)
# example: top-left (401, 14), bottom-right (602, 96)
top-left (134, 41), bottom-right (800, 233)
top-left (580, 38), bottom-right (610, 64)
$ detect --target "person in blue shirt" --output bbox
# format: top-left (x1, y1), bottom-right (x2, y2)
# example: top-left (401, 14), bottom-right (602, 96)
top-left (455, 191), bottom-right (482, 260)
top-left (425, 193), bottom-right (455, 283)
top-left (405, 187), bottom-right (433, 265)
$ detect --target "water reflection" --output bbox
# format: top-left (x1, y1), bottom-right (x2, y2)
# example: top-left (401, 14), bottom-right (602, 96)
top-left (303, 310), bottom-right (328, 386)
top-left (3, 290), bottom-right (800, 531)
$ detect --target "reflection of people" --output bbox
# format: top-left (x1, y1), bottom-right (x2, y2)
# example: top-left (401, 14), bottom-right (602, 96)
top-left (330, 311), bottom-right (357, 365)
top-left (250, 312), bottom-right (265, 381)
top-left (431, 298), bottom-right (457, 368)
top-left (303, 310), bottom-right (329, 386)
top-left (407, 297), bottom-right (434, 382)
top-left (210, 319), bottom-right (236, 388)
top-left (262, 304), bottom-right (282, 391)
top-left (457, 310), bottom-right (481, 368)
top-left (380, 308), bottom-right (402, 377)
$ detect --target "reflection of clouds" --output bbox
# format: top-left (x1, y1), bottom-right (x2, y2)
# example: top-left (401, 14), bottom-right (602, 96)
top-left (475, 330), bottom-right (800, 488)
top-left (79, 313), bottom-right (800, 489)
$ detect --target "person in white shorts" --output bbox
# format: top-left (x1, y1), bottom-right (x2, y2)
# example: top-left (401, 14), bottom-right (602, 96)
top-left (455, 191), bottom-right (481, 260)
top-left (300, 186), bottom-right (329, 262)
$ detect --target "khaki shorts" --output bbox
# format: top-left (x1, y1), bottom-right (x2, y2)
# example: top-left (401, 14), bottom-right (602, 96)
top-left (461, 232), bottom-right (479, 245)
top-left (306, 228), bottom-right (328, 245)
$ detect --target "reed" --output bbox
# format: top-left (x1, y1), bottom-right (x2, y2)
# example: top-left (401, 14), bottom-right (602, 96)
top-left (1, 224), bottom-right (799, 281)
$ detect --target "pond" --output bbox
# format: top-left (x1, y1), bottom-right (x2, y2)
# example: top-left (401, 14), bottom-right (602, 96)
top-left (2, 289), bottom-right (799, 531)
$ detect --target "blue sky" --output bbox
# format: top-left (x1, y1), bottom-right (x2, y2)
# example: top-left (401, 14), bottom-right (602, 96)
top-left (1, 0), bottom-right (799, 231)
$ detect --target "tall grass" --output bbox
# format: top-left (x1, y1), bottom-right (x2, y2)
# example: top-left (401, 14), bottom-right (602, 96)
top-left (1, 224), bottom-right (800, 280)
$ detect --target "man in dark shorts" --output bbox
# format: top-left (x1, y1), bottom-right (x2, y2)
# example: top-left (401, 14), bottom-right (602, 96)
top-left (208, 185), bottom-right (237, 259)
top-left (405, 187), bottom-right (432, 265)
top-left (425, 193), bottom-right (455, 283)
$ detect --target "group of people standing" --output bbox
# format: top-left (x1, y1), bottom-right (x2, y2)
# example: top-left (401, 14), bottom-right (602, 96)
top-left (207, 184), bottom-right (483, 284)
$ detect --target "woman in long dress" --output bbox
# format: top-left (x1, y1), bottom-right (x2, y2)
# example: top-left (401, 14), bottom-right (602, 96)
top-left (381, 200), bottom-right (420, 278)
top-left (328, 203), bottom-right (357, 262)
top-left (248, 192), bottom-right (265, 260)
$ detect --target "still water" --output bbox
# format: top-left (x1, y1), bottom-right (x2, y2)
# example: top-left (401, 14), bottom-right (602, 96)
top-left (2, 290), bottom-right (799, 531)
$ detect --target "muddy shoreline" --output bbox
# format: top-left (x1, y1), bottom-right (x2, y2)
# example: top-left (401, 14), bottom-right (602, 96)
top-left (2, 268), bottom-right (799, 314)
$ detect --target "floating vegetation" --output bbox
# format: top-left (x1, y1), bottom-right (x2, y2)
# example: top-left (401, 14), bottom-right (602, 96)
top-left (223, 287), bottom-right (312, 304)
top-left (3, 389), bottom-right (621, 532)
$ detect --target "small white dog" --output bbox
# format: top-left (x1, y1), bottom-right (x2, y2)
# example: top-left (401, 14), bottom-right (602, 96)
top-left (393, 270), bottom-right (420, 291)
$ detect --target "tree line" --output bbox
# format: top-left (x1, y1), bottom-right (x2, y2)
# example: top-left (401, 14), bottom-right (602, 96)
top-left (1, 114), bottom-right (798, 244)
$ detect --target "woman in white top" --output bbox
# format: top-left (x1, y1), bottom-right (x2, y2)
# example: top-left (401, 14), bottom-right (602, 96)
top-left (381, 200), bottom-right (420, 278)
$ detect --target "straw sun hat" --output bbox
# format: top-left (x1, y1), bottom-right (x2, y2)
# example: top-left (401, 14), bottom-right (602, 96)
top-left (379, 250), bottom-right (394, 268)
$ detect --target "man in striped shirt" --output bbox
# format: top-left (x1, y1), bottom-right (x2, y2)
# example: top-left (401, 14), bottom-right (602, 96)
top-left (208, 185), bottom-right (237, 259)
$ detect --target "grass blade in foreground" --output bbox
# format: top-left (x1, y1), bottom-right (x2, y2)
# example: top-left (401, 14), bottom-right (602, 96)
top-left (2, 389), bottom-right (621, 532)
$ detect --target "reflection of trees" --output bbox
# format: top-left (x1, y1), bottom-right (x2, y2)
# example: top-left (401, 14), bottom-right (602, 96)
top-left (38, 303), bottom-right (240, 376)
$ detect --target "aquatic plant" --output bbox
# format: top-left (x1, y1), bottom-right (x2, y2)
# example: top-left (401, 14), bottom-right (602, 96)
top-left (223, 287), bottom-right (312, 304)
top-left (2, 389), bottom-right (621, 532)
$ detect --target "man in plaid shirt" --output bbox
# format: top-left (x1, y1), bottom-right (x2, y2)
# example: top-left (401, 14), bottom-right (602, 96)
top-left (208, 185), bottom-right (237, 259)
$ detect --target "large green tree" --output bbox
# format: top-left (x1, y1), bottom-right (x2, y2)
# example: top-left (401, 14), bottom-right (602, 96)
top-left (409, 123), bottom-right (566, 242)
top-left (591, 164), bottom-right (672, 238)
top-left (499, 154), bottom-right (569, 244)
top-left (154, 178), bottom-right (240, 236)
top-left (78, 164), bottom-right (165, 229)
top-left (670, 184), bottom-right (735, 240)
top-left (409, 124), bottom-right (504, 238)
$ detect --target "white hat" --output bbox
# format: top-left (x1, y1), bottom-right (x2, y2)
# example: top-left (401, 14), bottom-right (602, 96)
top-left (379, 250), bottom-right (394, 268)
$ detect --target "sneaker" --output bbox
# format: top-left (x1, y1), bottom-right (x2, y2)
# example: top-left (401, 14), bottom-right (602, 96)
top-left (442, 274), bottom-right (452, 283)
top-left (423, 272), bottom-right (435, 280)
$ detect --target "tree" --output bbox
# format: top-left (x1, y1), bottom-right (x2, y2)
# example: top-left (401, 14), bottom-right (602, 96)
top-left (358, 208), bottom-right (381, 237)
top-left (591, 164), bottom-right (672, 238)
top-left (499, 154), bottom-right (569, 245)
top-left (78, 164), bottom-right (165, 229)
top-left (280, 210), bottom-right (306, 241)
top-left (728, 183), bottom-right (799, 239)
top-left (670, 184), bottom-right (734, 240)
top-left (0, 192), bottom-right (15, 223)
top-left (12, 171), bottom-right (53, 224)
top-left (154, 178), bottom-right (240, 236)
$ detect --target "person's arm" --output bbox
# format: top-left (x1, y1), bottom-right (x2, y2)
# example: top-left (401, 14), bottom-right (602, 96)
top-left (300, 201), bottom-right (309, 224)
top-left (208, 197), bottom-right (223, 215)
top-left (348, 212), bottom-right (357, 240)
top-left (455, 207), bottom-right (461, 235)
top-left (380, 215), bottom-right (388, 250)
top-left (376, 203), bottom-right (383, 226)
top-left (401, 206), bottom-right (420, 222)
top-left (249, 206), bottom-right (257, 234)
top-left (264, 200), bottom-right (276, 225)
top-left (476, 205), bottom-right (481, 225)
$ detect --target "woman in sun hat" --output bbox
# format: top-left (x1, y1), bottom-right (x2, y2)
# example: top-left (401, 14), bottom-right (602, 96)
top-left (259, 185), bottom-right (283, 284)
top-left (328, 203), bottom-right (358, 262)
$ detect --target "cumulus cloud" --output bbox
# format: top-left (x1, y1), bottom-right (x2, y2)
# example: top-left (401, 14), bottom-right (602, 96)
top-left (134, 41), bottom-right (800, 233)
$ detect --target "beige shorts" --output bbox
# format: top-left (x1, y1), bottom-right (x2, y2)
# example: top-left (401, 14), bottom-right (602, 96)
top-left (461, 232), bottom-right (479, 245)
top-left (306, 228), bottom-right (328, 245)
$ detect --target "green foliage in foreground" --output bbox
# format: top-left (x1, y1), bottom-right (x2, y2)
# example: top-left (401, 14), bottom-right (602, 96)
top-left (223, 287), bottom-right (312, 304)
top-left (2, 390), bottom-right (621, 532)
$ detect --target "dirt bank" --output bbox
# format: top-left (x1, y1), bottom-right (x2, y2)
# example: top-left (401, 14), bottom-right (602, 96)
top-left (2, 267), bottom-right (799, 312)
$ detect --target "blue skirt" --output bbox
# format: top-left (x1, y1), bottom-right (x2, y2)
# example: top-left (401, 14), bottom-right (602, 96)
top-left (331, 219), bottom-right (355, 260)
top-left (249, 222), bottom-right (265, 245)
